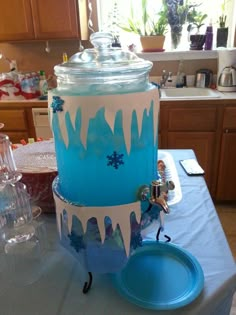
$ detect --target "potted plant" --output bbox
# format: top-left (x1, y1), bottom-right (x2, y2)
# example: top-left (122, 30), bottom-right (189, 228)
top-left (216, 0), bottom-right (228, 47)
top-left (187, 7), bottom-right (208, 50)
top-left (164, 0), bottom-right (196, 50)
top-left (119, 0), bottom-right (168, 51)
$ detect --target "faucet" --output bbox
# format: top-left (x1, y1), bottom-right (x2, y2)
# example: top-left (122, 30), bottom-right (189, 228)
top-left (137, 180), bottom-right (175, 241)
top-left (160, 70), bottom-right (172, 87)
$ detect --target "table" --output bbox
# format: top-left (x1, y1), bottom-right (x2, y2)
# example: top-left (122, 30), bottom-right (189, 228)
top-left (0, 150), bottom-right (235, 315)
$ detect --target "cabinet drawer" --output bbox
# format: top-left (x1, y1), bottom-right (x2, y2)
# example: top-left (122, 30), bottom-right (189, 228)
top-left (6, 131), bottom-right (29, 144)
top-left (223, 107), bottom-right (236, 129)
top-left (0, 110), bottom-right (27, 130)
top-left (32, 109), bottom-right (49, 126)
top-left (168, 108), bottom-right (217, 131)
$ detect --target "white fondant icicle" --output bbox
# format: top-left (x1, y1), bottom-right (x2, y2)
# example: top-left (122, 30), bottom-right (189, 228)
top-left (48, 89), bottom-right (159, 154)
top-left (53, 192), bottom-right (141, 257)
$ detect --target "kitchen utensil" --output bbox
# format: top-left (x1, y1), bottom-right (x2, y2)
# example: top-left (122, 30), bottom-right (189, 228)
top-left (195, 73), bottom-right (206, 88)
top-left (218, 66), bottom-right (236, 87)
top-left (217, 49), bottom-right (236, 92)
top-left (195, 69), bottom-right (213, 87)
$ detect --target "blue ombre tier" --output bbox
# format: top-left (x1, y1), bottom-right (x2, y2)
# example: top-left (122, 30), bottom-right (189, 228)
top-left (48, 87), bottom-right (159, 207)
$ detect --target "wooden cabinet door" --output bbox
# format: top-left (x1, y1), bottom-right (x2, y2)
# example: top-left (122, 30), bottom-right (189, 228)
top-left (223, 107), bottom-right (236, 130)
top-left (168, 132), bottom-right (215, 191)
top-left (216, 106), bottom-right (236, 200)
top-left (167, 107), bottom-right (217, 131)
top-left (0, 0), bottom-right (34, 40)
top-left (217, 132), bottom-right (236, 200)
top-left (0, 109), bottom-right (31, 143)
top-left (1, 109), bottom-right (28, 131)
top-left (6, 131), bottom-right (30, 144)
top-left (31, 0), bottom-right (79, 39)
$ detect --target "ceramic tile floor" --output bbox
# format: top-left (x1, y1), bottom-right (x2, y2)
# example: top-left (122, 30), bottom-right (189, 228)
top-left (214, 202), bottom-right (236, 315)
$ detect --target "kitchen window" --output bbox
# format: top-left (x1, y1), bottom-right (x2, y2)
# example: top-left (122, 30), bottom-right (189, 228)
top-left (96, 0), bottom-right (236, 51)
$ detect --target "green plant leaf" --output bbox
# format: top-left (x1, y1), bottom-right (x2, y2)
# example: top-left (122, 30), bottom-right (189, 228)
top-left (118, 0), bottom-right (168, 36)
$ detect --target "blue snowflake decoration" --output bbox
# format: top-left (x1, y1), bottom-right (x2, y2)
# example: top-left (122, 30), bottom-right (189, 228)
top-left (107, 151), bottom-right (124, 169)
top-left (68, 231), bottom-right (85, 253)
top-left (51, 96), bottom-right (64, 113)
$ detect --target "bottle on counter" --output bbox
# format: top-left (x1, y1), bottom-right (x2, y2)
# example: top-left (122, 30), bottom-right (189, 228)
top-left (176, 60), bottom-right (186, 88)
top-left (165, 71), bottom-right (173, 88)
top-left (204, 23), bottom-right (213, 50)
top-left (39, 70), bottom-right (48, 98)
top-left (62, 52), bottom-right (68, 63)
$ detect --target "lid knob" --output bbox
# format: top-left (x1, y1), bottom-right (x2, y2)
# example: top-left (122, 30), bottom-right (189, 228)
top-left (90, 32), bottom-right (113, 49)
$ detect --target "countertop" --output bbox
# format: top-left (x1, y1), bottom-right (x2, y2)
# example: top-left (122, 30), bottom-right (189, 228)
top-left (160, 90), bottom-right (236, 101)
top-left (0, 91), bottom-right (235, 107)
top-left (220, 92), bottom-right (236, 99)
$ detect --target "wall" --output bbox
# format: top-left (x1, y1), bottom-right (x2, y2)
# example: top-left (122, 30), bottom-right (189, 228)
top-left (150, 59), bottom-right (217, 77)
top-left (0, 40), bottom-right (91, 75)
top-left (0, 40), bottom-right (217, 79)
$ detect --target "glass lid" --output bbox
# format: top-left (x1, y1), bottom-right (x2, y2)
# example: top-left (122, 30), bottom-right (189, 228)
top-left (54, 32), bottom-right (153, 76)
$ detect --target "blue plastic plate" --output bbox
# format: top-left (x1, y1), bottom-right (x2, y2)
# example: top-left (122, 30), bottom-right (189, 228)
top-left (111, 241), bottom-right (204, 310)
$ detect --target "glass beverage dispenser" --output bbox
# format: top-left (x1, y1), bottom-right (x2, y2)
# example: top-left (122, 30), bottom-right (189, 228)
top-left (49, 33), bottom-right (161, 274)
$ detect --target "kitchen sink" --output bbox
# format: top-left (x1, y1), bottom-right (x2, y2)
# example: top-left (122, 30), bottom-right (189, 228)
top-left (160, 87), bottom-right (223, 99)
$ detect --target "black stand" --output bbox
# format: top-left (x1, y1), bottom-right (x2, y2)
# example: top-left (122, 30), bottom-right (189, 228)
top-left (83, 272), bottom-right (93, 294)
top-left (156, 226), bottom-right (171, 243)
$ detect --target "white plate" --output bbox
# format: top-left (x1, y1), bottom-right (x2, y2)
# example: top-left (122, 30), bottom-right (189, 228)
top-left (13, 140), bottom-right (57, 173)
top-left (158, 150), bottom-right (182, 206)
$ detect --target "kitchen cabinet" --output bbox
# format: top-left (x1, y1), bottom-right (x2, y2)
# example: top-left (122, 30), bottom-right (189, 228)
top-left (0, 102), bottom-right (47, 143)
top-left (0, 108), bottom-right (35, 143)
top-left (160, 102), bottom-right (221, 194)
top-left (216, 106), bottom-right (236, 200)
top-left (0, 0), bottom-right (34, 41)
top-left (0, 0), bottom-right (88, 41)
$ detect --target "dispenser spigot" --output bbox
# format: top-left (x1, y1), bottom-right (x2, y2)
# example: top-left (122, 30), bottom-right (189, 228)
top-left (137, 179), bottom-right (175, 214)
top-left (149, 180), bottom-right (169, 214)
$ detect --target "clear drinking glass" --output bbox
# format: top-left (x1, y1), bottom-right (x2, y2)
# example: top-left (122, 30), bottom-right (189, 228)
top-left (0, 182), bottom-right (35, 244)
top-left (4, 235), bottom-right (43, 286)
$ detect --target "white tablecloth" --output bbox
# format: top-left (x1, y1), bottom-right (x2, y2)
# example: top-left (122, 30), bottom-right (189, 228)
top-left (0, 150), bottom-right (235, 315)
